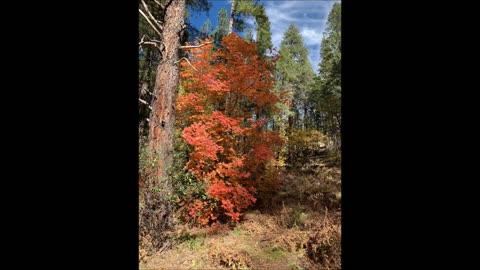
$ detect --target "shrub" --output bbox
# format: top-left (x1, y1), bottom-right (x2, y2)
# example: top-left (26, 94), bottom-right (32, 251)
top-left (287, 129), bottom-right (330, 169)
top-left (176, 35), bottom-right (284, 226)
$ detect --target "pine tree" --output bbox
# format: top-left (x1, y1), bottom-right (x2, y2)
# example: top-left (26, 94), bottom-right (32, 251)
top-left (226, 0), bottom-right (272, 56)
top-left (253, 5), bottom-right (272, 55)
top-left (213, 8), bottom-right (229, 47)
top-left (275, 24), bottom-right (315, 131)
top-left (229, 0), bottom-right (255, 34)
top-left (139, 0), bottom-right (165, 137)
top-left (245, 27), bottom-right (253, 42)
top-left (310, 3), bottom-right (341, 149)
top-left (138, 0), bottom-right (211, 253)
top-left (200, 18), bottom-right (213, 39)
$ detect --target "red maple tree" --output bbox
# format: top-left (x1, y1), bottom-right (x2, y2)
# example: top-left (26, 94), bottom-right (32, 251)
top-left (177, 34), bottom-right (283, 225)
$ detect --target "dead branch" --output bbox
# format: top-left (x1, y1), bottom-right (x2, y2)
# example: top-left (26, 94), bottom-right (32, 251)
top-left (175, 57), bottom-right (197, 71)
top-left (153, 0), bottom-right (163, 8)
top-left (144, 88), bottom-right (155, 96)
top-left (140, 41), bottom-right (158, 47)
top-left (140, 82), bottom-right (155, 96)
top-left (139, 9), bottom-right (162, 38)
top-left (140, 0), bottom-right (163, 31)
top-left (179, 41), bottom-right (214, 50)
top-left (139, 40), bottom-right (161, 49)
top-left (139, 34), bottom-right (164, 53)
top-left (139, 98), bottom-right (153, 110)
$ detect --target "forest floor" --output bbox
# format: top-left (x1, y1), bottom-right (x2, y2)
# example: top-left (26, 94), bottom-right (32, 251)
top-left (140, 164), bottom-right (342, 270)
top-left (140, 208), bottom-right (340, 270)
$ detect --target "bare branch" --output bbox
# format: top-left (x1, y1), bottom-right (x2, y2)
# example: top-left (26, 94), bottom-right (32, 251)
top-left (140, 0), bottom-right (163, 31)
top-left (139, 34), bottom-right (149, 47)
top-left (140, 82), bottom-right (155, 96)
top-left (143, 34), bottom-right (152, 40)
top-left (151, 39), bottom-right (166, 50)
top-left (175, 57), bottom-right (198, 71)
top-left (139, 9), bottom-right (162, 37)
top-left (139, 35), bottom-right (164, 53)
top-left (153, 0), bottom-right (162, 6)
top-left (139, 40), bottom-right (160, 49)
top-left (179, 41), bottom-right (214, 50)
top-left (139, 98), bottom-right (153, 110)
top-left (145, 89), bottom-right (155, 96)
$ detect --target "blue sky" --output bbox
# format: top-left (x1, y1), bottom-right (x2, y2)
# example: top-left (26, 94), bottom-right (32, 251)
top-left (188, 0), bottom-right (340, 73)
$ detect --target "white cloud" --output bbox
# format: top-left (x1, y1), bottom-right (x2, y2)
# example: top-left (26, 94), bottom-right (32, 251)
top-left (301, 28), bottom-right (324, 47)
top-left (262, 0), bottom-right (340, 73)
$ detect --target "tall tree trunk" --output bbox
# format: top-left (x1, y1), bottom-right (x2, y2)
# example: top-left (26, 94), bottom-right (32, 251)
top-left (294, 109), bottom-right (300, 130)
top-left (228, 0), bottom-right (236, 34)
top-left (288, 115), bottom-right (293, 131)
top-left (141, 0), bottom-right (186, 252)
top-left (304, 105), bottom-right (308, 130)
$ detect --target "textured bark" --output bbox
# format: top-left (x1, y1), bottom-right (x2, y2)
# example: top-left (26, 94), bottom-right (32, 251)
top-left (141, 0), bottom-right (186, 252)
top-left (149, 0), bottom-right (184, 172)
top-left (228, 0), bottom-right (236, 34)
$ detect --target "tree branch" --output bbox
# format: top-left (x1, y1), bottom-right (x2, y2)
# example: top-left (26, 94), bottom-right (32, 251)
top-left (140, 0), bottom-right (164, 31)
top-left (139, 40), bottom-right (162, 51)
top-left (153, 0), bottom-right (163, 7)
top-left (139, 98), bottom-right (153, 110)
top-left (144, 89), bottom-right (155, 96)
top-left (179, 41), bottom-right (214, 50)
top-left (139, 34), bottom-right (164, 53)
top-left (175, 57), bottom-right (198, 71)
top-left (139, 9), bottom-right (162, 37)
top-left (139, 41), bottom-right (159, 47)
top-left (140, 82), bottom-right (155, 96)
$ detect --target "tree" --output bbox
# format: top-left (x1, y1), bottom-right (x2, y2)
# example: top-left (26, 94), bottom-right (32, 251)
top-left (252, 5), bottom-right (272, 56)
top-left (213, 8), bottom-right (229, 47)
top-left (228, 0), bottom-right (237, 34)
top-left (228, 0), bottom-right (255, 34)
top-left (275, 24), bottom-right (315, 131)
top-left (310, 3), bottom-right (341, 149)
top-left (245, 27), bottom-right (253, 42)
top-left (176, 35), bottom-right (283, 225)
top-left (138, 0), bottom-right (211, 252)
top-left (227, 0), bottom-right (272, 56)
top-left (138, 0), bottom-right (186, 253)
top-left (200, 18), bottom-right (213, 39)
top-left (139, 0), bottom-right (165, 137)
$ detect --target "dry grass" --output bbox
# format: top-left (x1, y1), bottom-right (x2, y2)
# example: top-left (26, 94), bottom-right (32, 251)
top-left (272, 167), bottom-right (341, 212)
top-left (305, 212), bottom-right (341, 269)
top-left (141, 157), bottom-right (341, 270)
top-left (140, 209), bottom-right (341, 270)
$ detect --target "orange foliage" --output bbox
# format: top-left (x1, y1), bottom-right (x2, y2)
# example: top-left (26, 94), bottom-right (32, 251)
top-left (177, 35), bottom-right (284, 225)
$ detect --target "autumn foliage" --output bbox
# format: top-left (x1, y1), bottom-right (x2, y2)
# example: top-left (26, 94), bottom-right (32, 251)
top-left (177, 34), bottom-right (283, 225)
